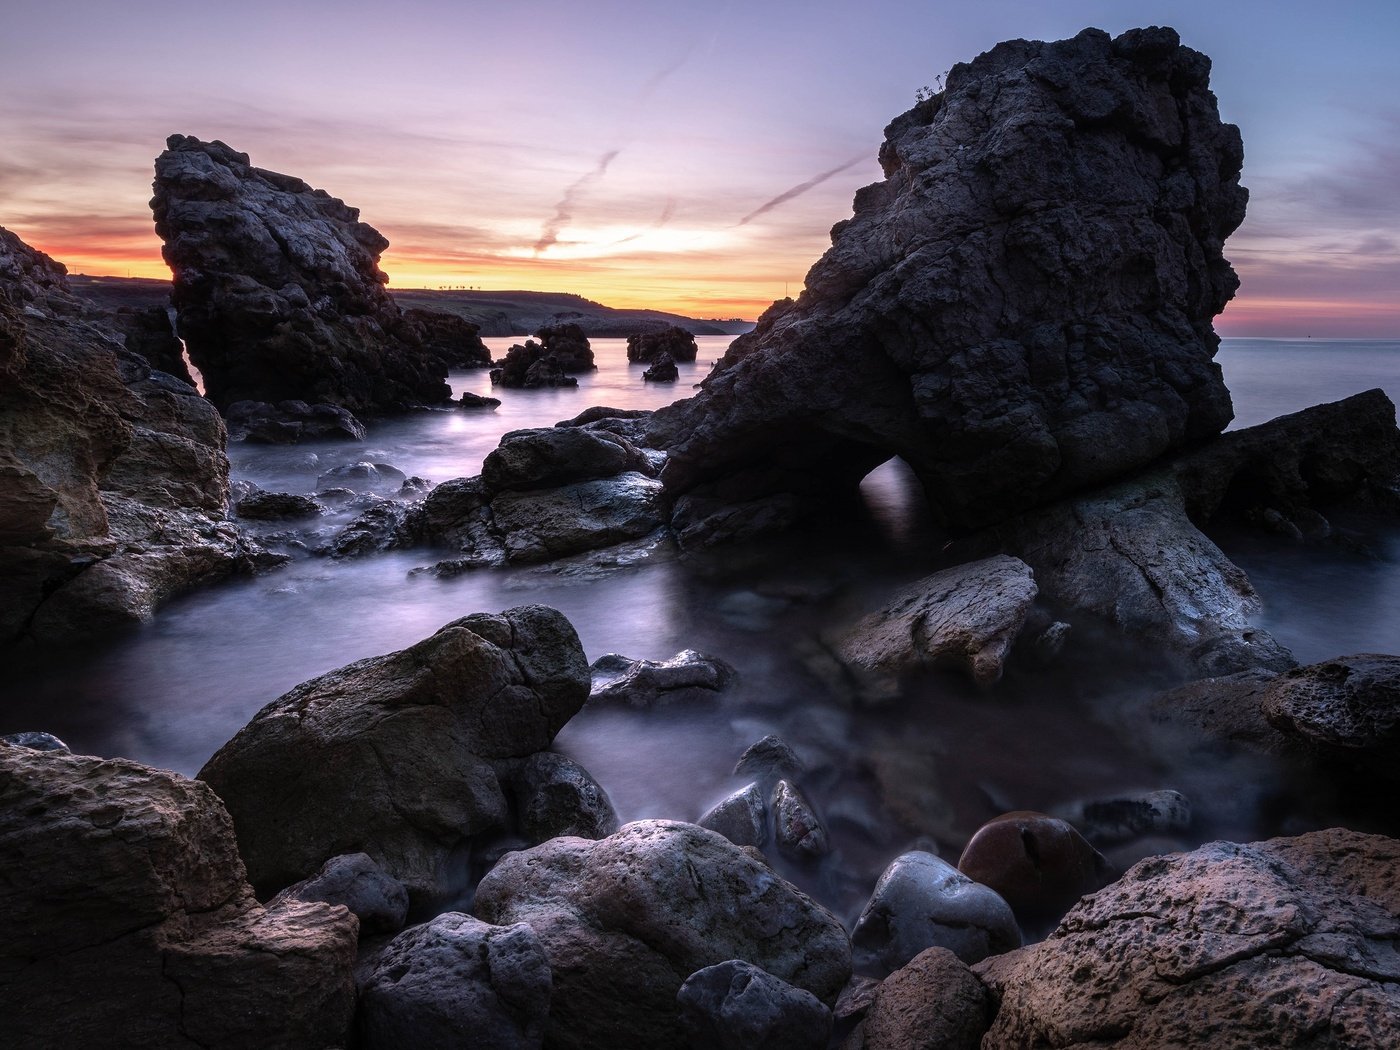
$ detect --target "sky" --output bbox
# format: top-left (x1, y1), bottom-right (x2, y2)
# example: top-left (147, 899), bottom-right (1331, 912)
top-left (2, 0), bottom-right (1397, 334)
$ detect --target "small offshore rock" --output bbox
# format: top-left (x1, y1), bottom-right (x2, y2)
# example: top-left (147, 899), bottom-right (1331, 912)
top-left (860, 947), bottom-right (992, 1050)
top-left (271, 852), bottom-right (409, 936)
top-left (627, 324), bottom-right (698, 364)
top-left (235, 490), bottom-right (322, 520)
top-left (225, 399), bottom-right (367, 443)
top-left (509, 751), bottom-right (619, 843)
top-left (772, 779), bottom-right (830, 861)
top-left (1056, 789), bottom-right (1192, 846)
top-left (957, 811), bottom-right (1113, 919)
top-left (316, 460), bottom-right (407, 494)
top-left (734, 734), bottom-right (805, 781)
top-left (677, 959), bottom-right (832, 1050)
top-left (589, 649), bottom-right (739, 708)
top-left (457, 391), bottom-right (501, 409)
top-left (329, 499), bottom-right (405, 558)
top-left (642, 351), bottom-right (679, 383)
top-left (697, 782), bottom-right (768, 849)
top-left (357, 912), bottom-right (551, 1050)
top-left (851, 851), bottom-right (1020, 975)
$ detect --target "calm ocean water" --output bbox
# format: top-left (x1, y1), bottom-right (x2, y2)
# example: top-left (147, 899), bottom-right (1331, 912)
top-left (4, 335), bottom-right (1397, 914)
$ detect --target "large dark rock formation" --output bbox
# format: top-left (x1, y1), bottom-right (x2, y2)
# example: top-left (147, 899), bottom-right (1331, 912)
top-left (0, 226), bottom-right (249, 646)
top-left (150, 134), bottom-right (453, 414)
top-left (0, 741), bottom-right (358, 1047)
top-left (650, 27), bottom-right (1245, 542)
top-left (627, 324), bottom-right (697, 364)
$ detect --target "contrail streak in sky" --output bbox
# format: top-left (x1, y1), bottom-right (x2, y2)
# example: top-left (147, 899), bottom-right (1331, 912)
top-left (736, 153), bottom-right (866, 227)
top-left (534, 149), bottom-right (620, 254)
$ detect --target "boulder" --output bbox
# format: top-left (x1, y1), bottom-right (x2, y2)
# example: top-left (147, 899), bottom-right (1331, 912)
top-left (490, 473), bottom-right (667, 563)
top-left (642, 351), bottom-right (679, 382)
top-left (269, 852), bottom-right (409, 936)
top-left (472, 820), bottom-right (853, 1050)
top-left (589, 649), bottom-right (739, 707)
top-left (851, 852), bottom-right (1020, 974)
top-left (458, 391), bottom-right (501, 409)
top-left (772, 778), bottom-right (830, 861)
top-left (956, 812), bottom-right (1113, 919)
top-left (483, 427), bottom-right (651, 492)
top-left (235, 490), bottom-right (322, 520)
top-left (1258, 654), bottom-right (1400, 779)
top-left (329, 498), bottom-right (408, 558)
top-left (490, 340), bottom-right (579, 389)
top-left (975, 829), bottom-right (1400, 1047)
top-left (651, 28), bottom-right (1246, 540)
top-left (198, 606), bottom-right (590, 901)
top-left (698, 783), bottom-right (768, 849)
top-left (627, 324), bottom-right (698, 364)
top-left (316, 460), bottom-right (407, 494)
top-left (357, 912), bottom-right (551, 1050)
top-left (225, 399), bottom-right (366, 443)
top-left (0, 744), bottom-right (357, 1048)
top-left (151, 134), bottom-right (452, 413)
top-left (856, 947), bottom-right (993, 1050)
top-left (834, 555), bottom-right (1037, 689)
top-left (677, 959), bottom-right (832, 1050)
top-left (734, 735), bottom-right (805, 781)
top-left (508, 751), bottom-right (620, 843)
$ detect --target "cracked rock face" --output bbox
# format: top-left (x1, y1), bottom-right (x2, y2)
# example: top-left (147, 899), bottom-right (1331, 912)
top-left (151, 134), bottom-right (451, 414)
top-left (651, 27), bottom-right (1244, 540)
top-left (198, 606), bottom-right (590, 903)
top-left (0, 742), bottom-right (357, 1047)
top-left (974, 829), bottom-right (1400, 1048)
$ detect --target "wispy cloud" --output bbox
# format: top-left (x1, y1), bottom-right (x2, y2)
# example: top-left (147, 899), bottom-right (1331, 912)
top-left (533, 150), bottom-right (621, 255)
top-left (735, 153), bottom-right (866, 227)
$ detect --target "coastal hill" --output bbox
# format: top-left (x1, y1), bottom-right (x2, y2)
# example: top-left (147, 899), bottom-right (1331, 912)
top-left (67, 275), bottom-right (755, 339)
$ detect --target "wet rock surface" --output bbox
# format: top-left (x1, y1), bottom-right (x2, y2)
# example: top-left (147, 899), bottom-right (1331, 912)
top-left (0, 744), bottom-right (358, 1047)
top-left (151, 134), bottom-right (452, 414)
top-left (642, 351), bottom-right (678, 382)
top-left (589, 648), bottom-right (739, 707)
top-left (698, 782), bottom-right (769, 849)
top-left (198, 606), bottom-right (590, 902)
top-left (472, 820), bottom-right (852, 1050)
top-left (225, 399), bottom-right (367, 443)
top-left (975, 829), bottom-right (1400, 1048)
top-left (677, 959), bottom-right (832, 1050)
top-left (851, 851), bottom-right (1020, 974)
top-left (651, 27), bottom-right (1246, 539)
top-left (834, 555), bottom-right (1037, 689)
top-left (508, 751), bottom-right (620, 843)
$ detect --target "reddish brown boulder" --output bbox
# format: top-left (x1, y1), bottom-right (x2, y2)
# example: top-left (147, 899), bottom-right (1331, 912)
top-left (957, 811), bottom-right (1113, 918)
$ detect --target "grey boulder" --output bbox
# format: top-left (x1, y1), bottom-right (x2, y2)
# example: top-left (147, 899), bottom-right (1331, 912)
top-left (677, 959), bottom-right (832, 1050)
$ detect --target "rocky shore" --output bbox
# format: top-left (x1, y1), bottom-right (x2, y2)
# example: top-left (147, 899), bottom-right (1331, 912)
top-left (3, 23), bottom-right (1400, 1050)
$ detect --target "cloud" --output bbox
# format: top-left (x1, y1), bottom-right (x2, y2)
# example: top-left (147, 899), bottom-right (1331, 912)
top-left (533, 150), bottom-right (621, 255)
top-left (735, 153), bottom-right (867, 227)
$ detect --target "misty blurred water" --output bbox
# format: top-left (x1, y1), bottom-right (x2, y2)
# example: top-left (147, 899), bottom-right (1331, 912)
top-left (3, 335), bottom-right (1397, 916)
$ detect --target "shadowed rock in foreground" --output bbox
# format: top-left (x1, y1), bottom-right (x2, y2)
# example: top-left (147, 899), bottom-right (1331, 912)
top-left (151, 134), bottom-right (472, 414)
top-left (651, 27), bottom-right (1245, 545)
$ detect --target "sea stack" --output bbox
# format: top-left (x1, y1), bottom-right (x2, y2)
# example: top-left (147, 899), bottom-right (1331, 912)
top-left (651, 27), bottom-right (1246, 544)
top-left (150, 134), bottom-right (455, 414)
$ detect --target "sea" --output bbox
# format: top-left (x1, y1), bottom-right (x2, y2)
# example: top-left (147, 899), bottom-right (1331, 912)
top-left (5, 336), bottom-right (1397, 919)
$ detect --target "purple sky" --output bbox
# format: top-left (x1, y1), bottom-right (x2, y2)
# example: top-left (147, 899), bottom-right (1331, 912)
top-left (2, 0), bottom-right (1397, 332)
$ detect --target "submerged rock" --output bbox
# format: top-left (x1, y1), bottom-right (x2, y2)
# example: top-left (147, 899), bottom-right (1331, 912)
top-left (472, 820), bottom-right (852, 1050)
top-left (975, 829), bottom-right (1400, 1047)
top-left (457, 391), bottom-right (501, 409)
top-left (0, 744), bottom-right (357, 1047)
top-left (834, 555), bottom-right (1037, 690)
top-left (589, 649), bottom-right (739, 707)
top-left (651, 28), bottom-right (1246, 541)
top-left (151, 134), bottom-right (452, 414)
top-left (235, 490), bottom-right (322, 520)
top-left (198, 606), bottom-right (590, 902)
top-left (1055, 789), bottom-right (1192, 846)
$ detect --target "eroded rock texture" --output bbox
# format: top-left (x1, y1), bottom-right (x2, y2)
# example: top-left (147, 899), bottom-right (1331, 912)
top-left (0, 742), bottom-right (357, 1048)
top-left (0, 226), bottom-right (247, 646)
top-left (975, 829), bottom-right (1400, 1047)
top-left (198, 606), bottom-right (590, 903)
top-left (151, 134), bottom-right (452, 413)
top-left (651, 27), bottom-right (1244, 542)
